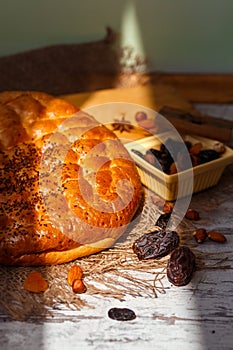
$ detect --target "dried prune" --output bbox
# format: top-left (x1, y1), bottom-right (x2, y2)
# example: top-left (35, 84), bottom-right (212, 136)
top-left (184, 141), bottom-right (192, 150)
top-left (197, 149), bottom-right (219, 164)
top-left (144, 153), bottom-right (157, 166)
top-left (147, 148), bottom-right (161, 158)
top-left (144, 150), bottom-right (167, 170)
top-left (108, 307), bottom-right (136, 321)
top-left (176, 150), bottom-right (190, 171)
top-left (155, 213), bottom-right (171, 230)
top-left (161, 139), bottom-right (184, 159)
top-left (157, 154), bottom-right (173, 173)
top-left (133, 230), bottom-right (180, 260)
top-left (167, 246), bottom-right (196, 286)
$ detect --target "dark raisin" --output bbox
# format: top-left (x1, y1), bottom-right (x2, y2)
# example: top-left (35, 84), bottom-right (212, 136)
top-left (156, 156), bottom-right (172, 173)
top-left (176, 150), bottom-right (191, 171)
top-left (147, 148), bottom-right (161, 158)
top-left (197, 149), bottom-right (220, 164)
top-left (160, 142), bottom-right (169, 155)
top-left (155, 213), bottom-right (171, 230)
top-left (161, 139), bottom-right (184, 159)
top-left (167, 246), bottom-right (196, 286)
top-left (144, 150), bottom-right (163, 169)
top-left (108, 308), bottom-right (136, 321)
top-left (132, 230), bottom-right (180, 260)
top-left (144, 153), bottom-right (157, 166)
top-left (184, 141), bottom-right (192, 150)
top-left (131, 149), bottom-right (144, 158)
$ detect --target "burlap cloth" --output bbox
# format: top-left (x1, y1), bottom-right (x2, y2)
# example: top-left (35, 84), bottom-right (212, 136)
top-left (0, 27), bottom-right (145, 95)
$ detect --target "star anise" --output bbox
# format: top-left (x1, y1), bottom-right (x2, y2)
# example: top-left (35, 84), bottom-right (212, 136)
top-left (111, 114), bottom-right (134, 133)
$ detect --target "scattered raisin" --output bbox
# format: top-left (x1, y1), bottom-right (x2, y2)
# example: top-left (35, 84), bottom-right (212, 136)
top-left (198, 149), bottom-right (219, 164)
top-left (23, 271), bottom-right (48, 293)
top-left (108, 308), bottom-right (136, 321)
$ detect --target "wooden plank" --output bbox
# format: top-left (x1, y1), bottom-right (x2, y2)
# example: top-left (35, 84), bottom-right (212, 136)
top-left (158, 106), bottom-right (233, 143)
top-left (77, 72), bottom-right (233, 104)
top-left (163, 116), bottom-right (232, 143)
top-left (148, 73), bottom-right (233, 104)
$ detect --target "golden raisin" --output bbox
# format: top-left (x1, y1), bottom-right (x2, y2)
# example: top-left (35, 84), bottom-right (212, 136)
top-left (23, 271), bottom-right (48, 293)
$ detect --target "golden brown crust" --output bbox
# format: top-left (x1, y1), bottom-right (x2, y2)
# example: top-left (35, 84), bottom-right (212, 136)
top-left (0, 91), bottom-right (143, 266)
top-left (0, 238), bottom-right (115, 266)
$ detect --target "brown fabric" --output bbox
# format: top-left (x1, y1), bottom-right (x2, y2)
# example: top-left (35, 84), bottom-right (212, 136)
top-left (0, 28), bottom-right (120, 95)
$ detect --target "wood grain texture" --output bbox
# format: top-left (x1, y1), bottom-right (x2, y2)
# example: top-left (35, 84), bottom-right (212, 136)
top-left (116, 72), bottom-right (233, 104)
top-left (152, 73), bottom-right (233, 104)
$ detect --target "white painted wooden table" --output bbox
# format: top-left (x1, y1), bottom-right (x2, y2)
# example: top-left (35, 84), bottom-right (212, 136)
top-left (1, 104), bottom-right (233, 350)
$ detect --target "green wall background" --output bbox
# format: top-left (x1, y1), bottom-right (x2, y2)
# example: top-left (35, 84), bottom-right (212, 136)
top-left (0, 0), bottom-right (232, 72)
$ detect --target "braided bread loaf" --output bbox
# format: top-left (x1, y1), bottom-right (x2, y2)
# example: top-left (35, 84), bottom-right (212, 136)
top-left (0, 91), bottom-right (143, 265)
